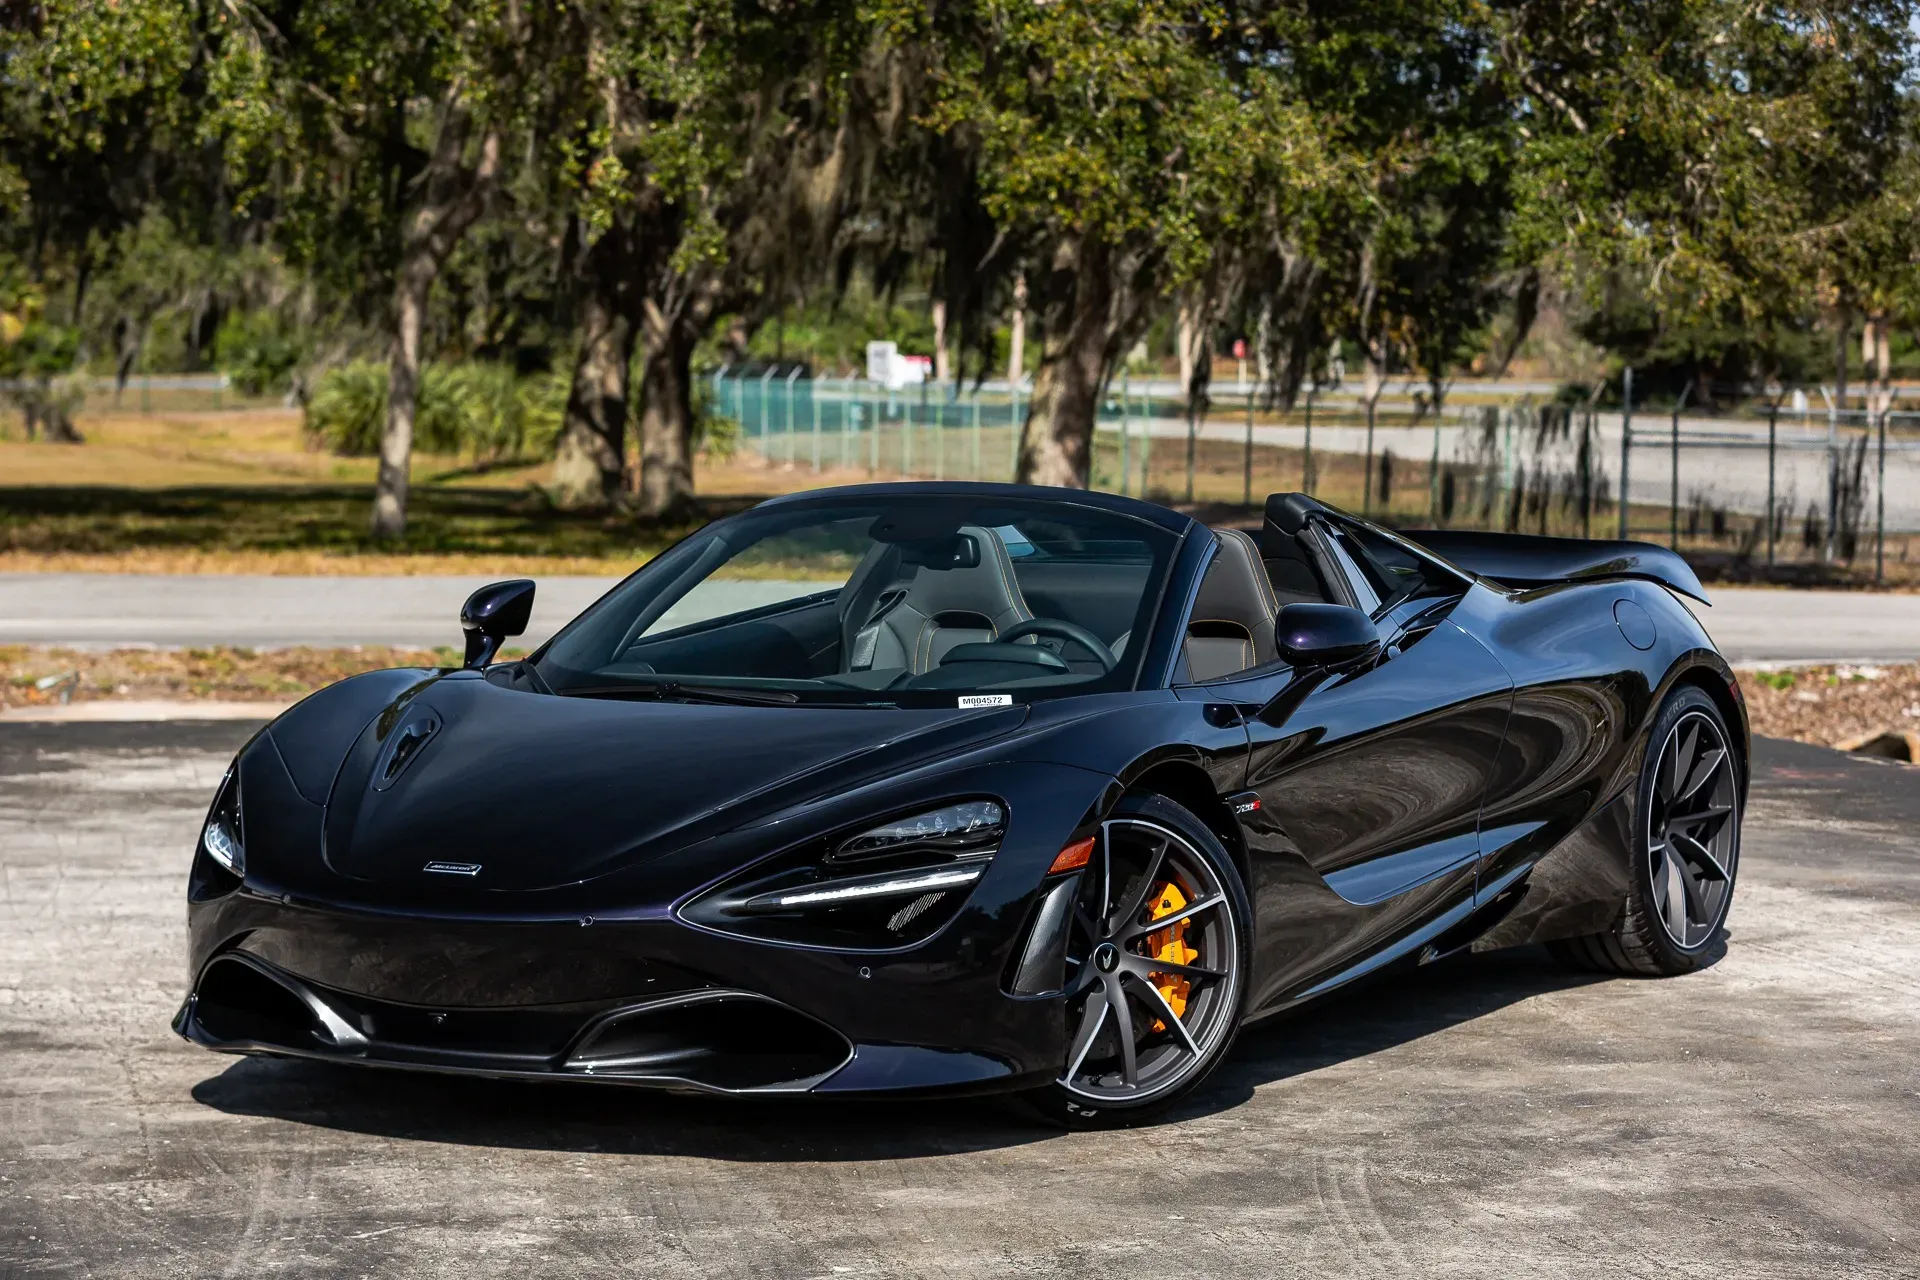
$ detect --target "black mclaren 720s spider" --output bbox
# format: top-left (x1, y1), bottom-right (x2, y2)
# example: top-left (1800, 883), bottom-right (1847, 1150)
top-left (174, 483), bottom-right (1746, 1124)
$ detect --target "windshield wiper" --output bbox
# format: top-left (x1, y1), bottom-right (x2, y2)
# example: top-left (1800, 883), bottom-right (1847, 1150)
top-left (559, 681), bottom-right (802, 707)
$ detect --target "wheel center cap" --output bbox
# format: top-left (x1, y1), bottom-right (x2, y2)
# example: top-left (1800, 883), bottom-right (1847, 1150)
top-left (1093, 942), bottom-right (1120, 973)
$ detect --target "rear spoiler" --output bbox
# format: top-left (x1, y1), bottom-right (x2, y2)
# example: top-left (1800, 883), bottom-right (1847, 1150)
top-left (1399, 529), bottom-right (1711, 605)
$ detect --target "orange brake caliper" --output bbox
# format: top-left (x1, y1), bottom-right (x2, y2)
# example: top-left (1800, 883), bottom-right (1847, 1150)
top-left (1144, 882), bottom-right (1198, 1031)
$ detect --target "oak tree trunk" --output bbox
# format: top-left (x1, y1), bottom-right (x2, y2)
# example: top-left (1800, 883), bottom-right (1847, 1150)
top-left (637, 303), bottom-right (697, 520)
top-left (371, 259), bottom-right (431, 539)
top-left (1006, 272), bottom-right (1027, 388)
top-left (369, 115), bottom-right (502, 541)
top-left (1016, 241), bottom-right (1120, 489)
top-left (932, 298), bottom-right (950, 383)
top-left (551, 226), bottom-right (640, 510)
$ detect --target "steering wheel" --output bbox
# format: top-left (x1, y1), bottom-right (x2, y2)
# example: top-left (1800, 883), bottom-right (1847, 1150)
top-left (998, 618), bottom-right (1118, 672)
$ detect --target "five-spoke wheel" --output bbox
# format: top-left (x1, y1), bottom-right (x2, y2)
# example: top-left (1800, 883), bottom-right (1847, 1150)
top-left (1551, 685), bottom-right (1743, 975)
top-left (1023, 792), bottom-right (1250, 1126)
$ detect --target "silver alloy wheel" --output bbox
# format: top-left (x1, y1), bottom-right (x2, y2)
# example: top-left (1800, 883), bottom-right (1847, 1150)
top-left (1647, 709), bottom-right (1740, 949)
top-left (1057, 818), bottom-right (1241, 1104)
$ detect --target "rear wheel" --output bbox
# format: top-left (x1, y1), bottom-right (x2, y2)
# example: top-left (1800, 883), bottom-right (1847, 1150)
top-left (1019, 793), bottom-right (1251, 1127)
top-left (1550, 685), bottom-right (1742, 976)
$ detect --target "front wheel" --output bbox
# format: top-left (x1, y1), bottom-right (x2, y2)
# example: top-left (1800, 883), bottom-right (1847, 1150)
top-left (1018, 792), bottom-right (1252, 1127)
top-left (1550, 685), bottom-right (1743, 976)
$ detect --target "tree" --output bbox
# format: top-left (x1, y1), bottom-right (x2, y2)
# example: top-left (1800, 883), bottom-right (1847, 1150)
top-left (1493, 0), bottom-right (1919, 400)
top-left (918, 0), bottom-right (1343, 487)
top-left (215, 0), bottom-right (546, 537)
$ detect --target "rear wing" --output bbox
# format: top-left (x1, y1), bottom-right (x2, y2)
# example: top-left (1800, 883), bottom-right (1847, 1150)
top-left (1398, 529), bottom-right (1711, 605)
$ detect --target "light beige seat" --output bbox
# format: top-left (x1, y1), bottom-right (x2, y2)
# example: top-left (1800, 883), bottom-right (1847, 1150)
top-left (1185, 529), bottom-right (1283, 681)
top-left (847, 526), bottom-right (1034, 675)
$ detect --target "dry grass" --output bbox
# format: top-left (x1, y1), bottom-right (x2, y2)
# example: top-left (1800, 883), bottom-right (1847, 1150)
top-left (3, 643), bottom-right (1911, 760)
top-left (0, 644), bottom-right (525, 709)
top-left (0, 407), bottom-right (885, 574)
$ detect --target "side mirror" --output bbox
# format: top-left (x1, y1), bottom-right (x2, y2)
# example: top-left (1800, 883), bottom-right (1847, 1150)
top-left (460, 579), bottom-right (536, 669)
top-left (1277, 602), bottom-right (1381, 670)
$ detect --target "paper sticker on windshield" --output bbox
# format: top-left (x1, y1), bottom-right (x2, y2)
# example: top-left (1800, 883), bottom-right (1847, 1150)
top-left (958, 694), bottom-right (1013, 709)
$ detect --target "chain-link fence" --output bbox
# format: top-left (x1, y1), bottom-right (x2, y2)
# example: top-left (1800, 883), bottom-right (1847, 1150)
top-left (0, 373), bottom-right (287, 423)
top-left (715, 370), bottom-right (1920, 582)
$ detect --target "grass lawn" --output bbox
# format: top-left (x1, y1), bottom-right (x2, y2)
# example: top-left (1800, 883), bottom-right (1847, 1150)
top-left (3, 405), bottom-right (1912, 585)
top-left (0, 408), bottom-right (869, 574)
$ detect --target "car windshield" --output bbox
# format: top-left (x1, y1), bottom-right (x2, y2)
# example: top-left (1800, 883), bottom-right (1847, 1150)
top-left (532, 494), bottom-right (1181, 706)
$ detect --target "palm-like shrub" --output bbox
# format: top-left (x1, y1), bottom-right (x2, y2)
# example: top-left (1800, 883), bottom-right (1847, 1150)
top-left (305, 360), bottom-right (562, 465)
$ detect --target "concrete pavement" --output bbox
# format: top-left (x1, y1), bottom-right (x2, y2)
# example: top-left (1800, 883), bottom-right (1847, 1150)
top-left (1, 722), bottom-right (1916, 1276)
top-left (5, 572), bottom-right (1918, 664)
top-left (0, 573), bottom-right (834, 654)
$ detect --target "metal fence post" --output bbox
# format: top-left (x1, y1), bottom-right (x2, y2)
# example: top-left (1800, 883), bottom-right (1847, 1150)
top-left (1825, 397), bottom-right (1839, 563)
top-left (1242, 386), bottom-right (1255, 507)
top-left (1119, 372), bottom-right (1131, 497)
top-left (1184, 396), bottom-right (1199, 504)
top-left (784, 366), bottom-right (802, 466)
top-left (1580, 410), bottom-right (1593, 539)
top-left (1669, 381), bottom-right (1688, 549)
top-left (759, 366), bottom-right (774, 451)
top-left (1876, 406), bottom-right (1888, 584)
top-left (810, 374), bottom-right (821, 471)
top-left (1362, 396), bottom-right (1377, 513)
top-left (1766, 403), bottom-right (1778, 567)
top-left (971, 392), bottom-right (982, 481)
top-left (1619, 367), bottom-right (1633, 539)
top-left (1303, 390), bottom-right (1314, 493)
top-left (869, 385), bottom-right (879, 474)
top-left (1429, 411), bottom-right (1442, 522)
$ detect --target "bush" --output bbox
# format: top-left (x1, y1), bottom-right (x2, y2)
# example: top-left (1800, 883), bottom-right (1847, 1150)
top-left (215, 311), bottom-right (306, 396)
top-left (304, 360), bottom-right (563, 464)
top-left (303, 360), bottom-right (387, 456)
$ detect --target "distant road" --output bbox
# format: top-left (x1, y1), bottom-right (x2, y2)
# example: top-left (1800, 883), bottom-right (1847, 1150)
top-left (3, 573), bottom-right (1916, 665)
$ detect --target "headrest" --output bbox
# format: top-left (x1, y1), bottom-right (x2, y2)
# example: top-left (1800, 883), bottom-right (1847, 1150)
top-left (1190, 529), bottom-right (1278, 665)
top-left (899, 525), bottom-right (1033, 630)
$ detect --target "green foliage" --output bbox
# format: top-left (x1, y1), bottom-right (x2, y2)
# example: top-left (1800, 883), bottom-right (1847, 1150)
top-left (303, 362), bottom-right (389, 457)
top-left (690, 379), bottom-right (741, 461)
top-left (304, 360), bottom-right (565, 463)
top-left (214, 311), bottom-right (305, 396)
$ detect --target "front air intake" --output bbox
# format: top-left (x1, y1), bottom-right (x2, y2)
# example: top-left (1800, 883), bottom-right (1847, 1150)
top-left (191, 954), bottom-right (367, 1052)
top-left (563, 992), bottom-right (851, 1091)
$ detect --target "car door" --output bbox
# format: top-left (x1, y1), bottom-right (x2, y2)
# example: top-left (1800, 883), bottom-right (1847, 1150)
top-left (1192, 517), bottom-right (1514, 998)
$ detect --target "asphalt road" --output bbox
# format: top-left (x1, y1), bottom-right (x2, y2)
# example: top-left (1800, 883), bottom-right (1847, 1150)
top-left (1, 723), bottom-right (1916, 1277)
top-left (4, 572), bottom-right (1919, 664)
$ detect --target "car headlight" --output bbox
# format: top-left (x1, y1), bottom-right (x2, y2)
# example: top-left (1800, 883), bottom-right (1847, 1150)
top-left (680, 799), bottom-right (1006, 949)
top-left (200, 767), bottom-right (245, 878)
top-left (831, 800), bottom-right (1005, 862)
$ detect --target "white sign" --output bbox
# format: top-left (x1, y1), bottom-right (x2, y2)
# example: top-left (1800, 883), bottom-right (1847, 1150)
top-left (865, 340), bottom-right (932, 389)
top-left (957, 694), bottom-right (1013, 708)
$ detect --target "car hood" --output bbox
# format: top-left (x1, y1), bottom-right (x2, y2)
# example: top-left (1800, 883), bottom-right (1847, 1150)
top-left (316, 672), bottom-right (1029, 892)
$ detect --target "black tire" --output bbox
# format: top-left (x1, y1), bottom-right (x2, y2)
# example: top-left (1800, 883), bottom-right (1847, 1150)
top-left (1549, 685), bottom-right (1742, 977)
top-left (1017, 792), bottom-right (1253, 1128)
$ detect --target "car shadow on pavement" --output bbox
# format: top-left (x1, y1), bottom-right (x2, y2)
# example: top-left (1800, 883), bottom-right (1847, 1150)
top-left (1173, 943), bottom-right (1615, 1122)
top-left (190, 943), bottom-right (1613, 1156)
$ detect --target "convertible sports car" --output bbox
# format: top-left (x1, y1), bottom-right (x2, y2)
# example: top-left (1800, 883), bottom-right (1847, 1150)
top-left (174, 483), bottom-right (1746, 1124)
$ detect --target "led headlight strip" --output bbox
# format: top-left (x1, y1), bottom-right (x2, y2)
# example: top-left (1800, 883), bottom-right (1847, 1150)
top-left (738, 862), bottom-right (985, 914)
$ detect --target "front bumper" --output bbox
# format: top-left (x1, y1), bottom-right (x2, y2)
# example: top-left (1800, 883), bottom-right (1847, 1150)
top-left (172, 950), bottom-right (1023, 1095)
top-left (177, 759), bottom-right (1117, 1098)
